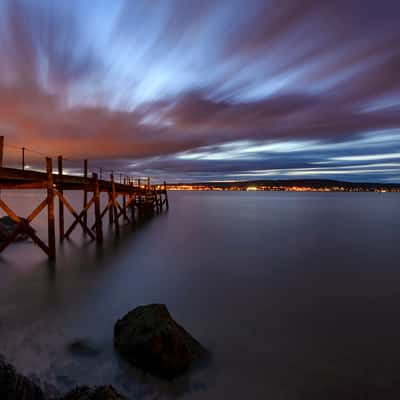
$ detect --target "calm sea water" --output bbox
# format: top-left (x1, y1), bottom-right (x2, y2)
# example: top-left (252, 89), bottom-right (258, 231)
top-left (0, 191), bottom-right (400, 399)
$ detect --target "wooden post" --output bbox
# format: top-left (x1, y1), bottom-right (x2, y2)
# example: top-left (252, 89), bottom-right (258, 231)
top-left (111, 174), bottom-right (119, 234)
top-left (164, 181), bottom-right (169, 210)
top-left (0, 136), bottom-right (3, 198)
top-left (0, 136), bottom-right (3, 168)
top-left (46, 157), bottom-right (56, 259)
top-left (130, 195), bottom-right (136, 225)
top-left (93, 173), bottom-right (103, 244)
top-left (109, 174), bottom-right (114, 225)
top-left (83, 159), bottom-right (88, 229)
top-left (122, 192), bottom-right (127, 222)
top-left (137, 178), bottom-right (142, 215)
top-left (58, 156), bottom-right (64, 241)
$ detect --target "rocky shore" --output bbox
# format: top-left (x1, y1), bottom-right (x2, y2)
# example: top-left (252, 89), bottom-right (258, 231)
top-left (1, 304), bottom-right (207, 399)
top-left (0, 357), bottom-right (127, 400)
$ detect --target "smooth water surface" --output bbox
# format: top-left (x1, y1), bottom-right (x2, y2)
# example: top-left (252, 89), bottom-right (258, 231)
top-left (0, 191), bottom-right (400, 399)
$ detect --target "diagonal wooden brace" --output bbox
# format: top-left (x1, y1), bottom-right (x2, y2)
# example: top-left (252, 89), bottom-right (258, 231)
top-left (0, 198), bottom-right (50, 255)
top-left (91, 198), bottom-right (114, 231)
top-left (55, 190), bottom-right (96, 240)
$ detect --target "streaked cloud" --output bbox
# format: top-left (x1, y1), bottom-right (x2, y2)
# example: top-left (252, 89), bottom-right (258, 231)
top-left (0, 0), bottom-right (399, 181)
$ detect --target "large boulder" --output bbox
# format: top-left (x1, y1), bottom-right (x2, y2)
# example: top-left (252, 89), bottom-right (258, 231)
top-left (0, 216), bottom-right (31, 242)
top-left (0, 358), bottom-right (45, 400)
top-left (62, 385), bottom-right (126, 400)
top-left (114, 304), bottom-right (206, 379)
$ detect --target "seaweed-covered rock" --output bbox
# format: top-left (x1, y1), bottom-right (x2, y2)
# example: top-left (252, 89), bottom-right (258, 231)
top-left (0, 216), bottom-right (31, 242)
top-left (114, 304), bottom-right (206, 379)
top-left (62, 385), bottom-right (126, 400)
top-left (0, 358), bottom-right (45, 400)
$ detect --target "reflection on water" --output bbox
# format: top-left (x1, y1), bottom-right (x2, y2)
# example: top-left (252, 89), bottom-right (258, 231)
top-left (0, 191), bottom-right (400, 399)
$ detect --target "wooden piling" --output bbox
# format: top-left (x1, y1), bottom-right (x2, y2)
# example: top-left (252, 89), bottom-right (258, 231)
top-left (108, 178), bottom-right (114, 225)
top-left (93, 173), bottom-right (103, 244)
top-left (22, 147), bottom-right (25, 170)
top-left (0, 136), bottom-right (4, 168)
top-left (83, 159), bottom-right (88, 229)
top-left (111, 174), bottom-right (119, 234)
top-left (46, 157), bottom-right (56, 259)
top-left (164, 181), bottom-right (169, 210)
top-left (58, 156), bottom-right (64, 241)
top-left (122, 193), bottom-right (127, 221)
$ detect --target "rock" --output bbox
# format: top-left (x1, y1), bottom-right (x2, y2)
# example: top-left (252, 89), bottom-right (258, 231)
top-left (114, 304), bottom-right (206, 379)
top-left (0, 357), bottom-right (126, 400)
top-left (61, 385), bottom-right (126, 400)
top-left (0, 357), bottom-right (45, 400)
top-left (0, 216), bottom-right (31, 242)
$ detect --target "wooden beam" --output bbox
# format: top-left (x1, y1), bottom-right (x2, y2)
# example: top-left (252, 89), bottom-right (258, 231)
top-left (83, 159), bottom-right (88, 229)
top-left (122, 193), bottom-right (127, 220)
top-left (27, 198), bottom-right (48, 223)
top-left (0, 182), bottom-right (47, 190)
top-left (46, 157), bottom-right (56, 259)
top-left (57, 190), bottom-right (96, 240)
top-left (108, 184), bottom-right (114, 225)
top-left (93, 173), bottom-right (103, 244)
top-left (0, 135), bottom-right (3, 198)
top-left (111, 174), bottom-right (119, 234)
top-left (0, 136), bottom-right (3, 168)
top-left (22, 147), bottom-right (25, 171)
top-left (58, 156), bottom-right (64, 241)
top-left (0, 198), bottom-right (50, 256)
top-left (164, 181), bottom-right (169, 210)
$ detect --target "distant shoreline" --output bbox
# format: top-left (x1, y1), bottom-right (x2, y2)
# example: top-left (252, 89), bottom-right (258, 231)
top-left (166, 179), bottom-right (400, 193)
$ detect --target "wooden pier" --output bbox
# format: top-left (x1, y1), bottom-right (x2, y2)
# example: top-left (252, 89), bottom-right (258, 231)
top-left (0, 137), bottom-right (169, 259)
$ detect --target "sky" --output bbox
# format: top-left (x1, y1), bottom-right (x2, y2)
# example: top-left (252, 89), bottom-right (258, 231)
top-left (0, 0), bottom-right (399, 182)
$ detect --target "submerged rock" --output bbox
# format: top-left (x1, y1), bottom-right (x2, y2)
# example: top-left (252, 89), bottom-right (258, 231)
top-left (62, 385), bottom-right (126, 400)
top-left (67, 339), bottom-right (101, 358)
top-left (0, 357), bottom-right (45, 400)
top-left (114, 304), bottom-right (206, 379)
top-left (0, 216), bottom-right (31, 242)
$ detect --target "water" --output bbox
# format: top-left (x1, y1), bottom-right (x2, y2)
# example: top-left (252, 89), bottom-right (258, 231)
top-left (1, 191), bottom-right (400, 399)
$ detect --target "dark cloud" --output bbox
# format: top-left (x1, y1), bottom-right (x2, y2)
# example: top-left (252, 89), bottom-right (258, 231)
top-left (0, 0), bottom-right (399, 181)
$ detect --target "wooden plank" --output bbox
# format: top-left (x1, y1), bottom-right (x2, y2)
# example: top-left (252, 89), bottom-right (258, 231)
top-left (0, 182), bottom-right (47, 190)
